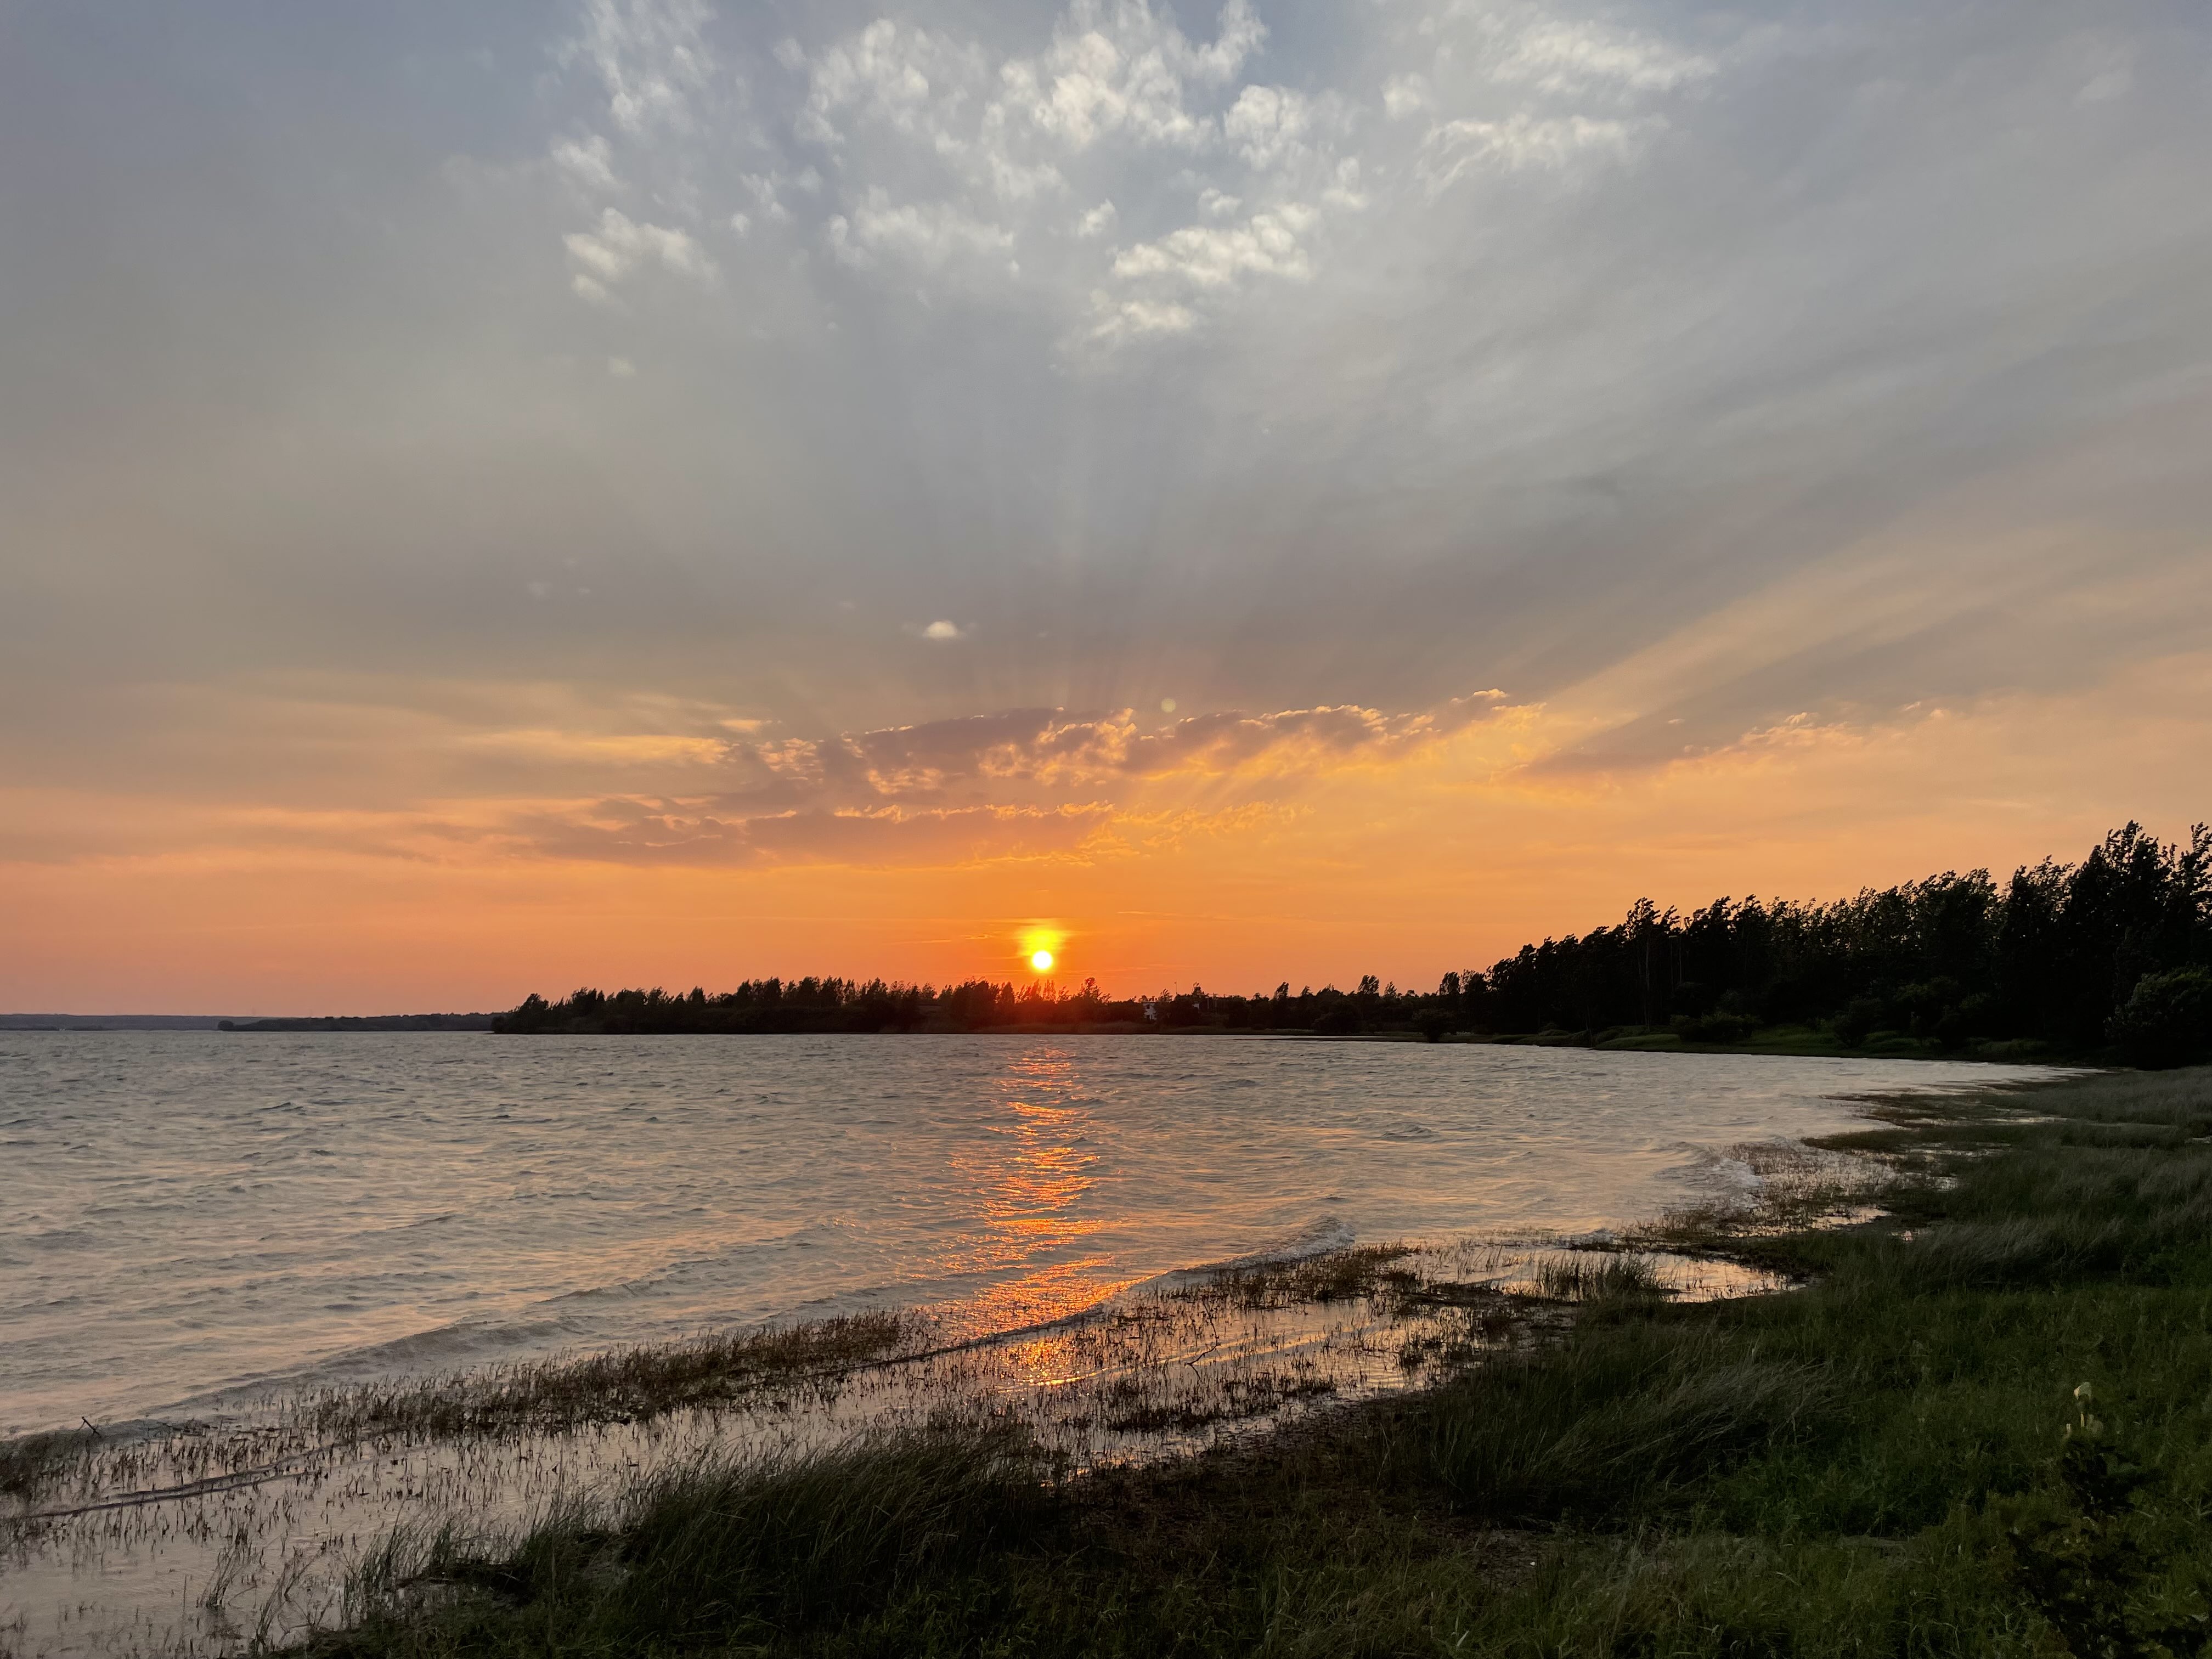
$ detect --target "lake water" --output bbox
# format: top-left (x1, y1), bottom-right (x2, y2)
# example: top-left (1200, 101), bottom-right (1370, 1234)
top-left (0, 1033), bottom-right (2057, 1439)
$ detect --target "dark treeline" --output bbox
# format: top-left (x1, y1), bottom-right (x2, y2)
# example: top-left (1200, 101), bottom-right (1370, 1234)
top-left (218, 1013), bottom-right (496, 1032)
top-left (498, 822), bottom-right (2212, 1064)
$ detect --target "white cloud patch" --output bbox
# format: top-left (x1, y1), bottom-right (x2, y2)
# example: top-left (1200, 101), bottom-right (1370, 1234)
top-left (1383, 74), bottom-right (1431, 120)
top-left (565, 207), bottom-right (720, 294)
top-left (1087, 292), bottom-right (1198, 343)
top-left (551, 133), bottom-right (618, 191)
top-left (1223, 85), bottom-right (1311, 170)
top-left (545, 0), bottom-right (1723, 338)
top-left (1321, 157), bottom-right (1367, 210)
top-left (741, 173), bottom-right (792, 223)
top-left (828, 193), bottom-right (1015, 273)
top-left (569, 0), bottom-right (716, 134)
top-left (1113, 204), bottom-right (1318, 291)
top-left (1488, 14), bottom-right (1714, 97)
top-left (799, 18), bottom-right (990, 146)
top-left (775, 0), bottom-right (1318, 338)
top-left (1420, 114), bottom-right (1643, 191)
top-left (998, 0), bottom-right (1266, 151)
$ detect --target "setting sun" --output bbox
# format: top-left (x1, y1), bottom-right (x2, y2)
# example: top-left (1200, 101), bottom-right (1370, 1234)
top-left (1030, 949), bottom-right (1054, 973)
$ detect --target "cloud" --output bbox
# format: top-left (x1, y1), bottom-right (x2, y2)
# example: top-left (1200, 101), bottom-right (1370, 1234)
top-left (827, 193), bottom-right (1014, 273)
top-left (996, 0), bottom-right (1265, 150)
top-left (798, 18), bottom-right (990, 146)
top-left (518, 799), bottom-right (1116, 868)
top-left (1383, 74), bottom-right (1431, 120)
top-left (918, 619), bottom-right (967, 640)
top-left (449, 686), bottom-right (1512, 870)
top-left (535, 0), bottom-right (1710, 346)
top-left (568, 0), bottom-right (716, 135)
top-left (740, 172), bottom-right (792, 222)
top-left (1111, 204), bottom-right (1318, 291)
top-left (563, 207), bottom-right (719, 296)
top-left (1419, 114), bottom-right (1643, 191)
top-left (1485, 14), bottom-right (1714, 97)
top-left (771, 0), bottom-right (1314, 338)
top-left (1087, 293), bottom-right (1197, 342)
top-left (706, 690), bottom-right (1510, 802)
top-left (1223, 84), bottom-right (1311, 169)
top-left (551, 133), bottom-right (618, 191)
top-left (448, 687), bottom-right (1519, 868)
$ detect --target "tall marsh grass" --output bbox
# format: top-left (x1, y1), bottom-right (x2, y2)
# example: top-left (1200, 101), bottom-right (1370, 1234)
top-left (319, 1426), bottom-right (1047, 1656)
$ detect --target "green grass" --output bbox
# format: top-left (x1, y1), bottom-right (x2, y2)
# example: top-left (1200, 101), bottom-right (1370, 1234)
top-left (304, 1066), bottom-right (2212, 1657)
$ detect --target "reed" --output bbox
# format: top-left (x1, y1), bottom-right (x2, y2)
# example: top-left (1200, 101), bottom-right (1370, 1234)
top-left (0, 1425), bottom-right (94, 1502)
top-left (306, 1310), bottom-right (924, 1442)
top-left (1529, 1250), bottom-right (1666, 1303)
top-left (313, 1425), bottom-right (1048, 1656)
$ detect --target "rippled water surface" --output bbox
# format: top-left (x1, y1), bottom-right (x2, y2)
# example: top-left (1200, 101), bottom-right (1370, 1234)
top-left (0, 1033), bottom-right (2051, 1436)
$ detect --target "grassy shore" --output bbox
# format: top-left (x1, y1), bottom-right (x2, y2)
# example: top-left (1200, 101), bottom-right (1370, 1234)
top-left (306, 1066), bottom-right (2212, 1658)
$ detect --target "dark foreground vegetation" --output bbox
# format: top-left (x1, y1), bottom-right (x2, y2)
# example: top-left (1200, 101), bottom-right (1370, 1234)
top-left (312, 1065), bottom-right (2212, 1657)
top-left (499, 822), bottom-right (2212, 1065)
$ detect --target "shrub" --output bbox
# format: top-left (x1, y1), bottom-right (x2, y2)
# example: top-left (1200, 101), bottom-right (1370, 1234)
top-left (1833, 996), bottom-right (1886, 1047)
top-left (2108, 968), bottom-right (2212, 1068)
top-left (1674, 1012), bottom-right (1758, 1045)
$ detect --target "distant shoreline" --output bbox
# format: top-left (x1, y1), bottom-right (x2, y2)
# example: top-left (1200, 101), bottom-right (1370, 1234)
top-left (216, 1013), bottom-right (496, 1032)
top-left (481, 1023), bottom-right (2078, 1065)
top-left (0, 1015), bottom-right (2079, 1066)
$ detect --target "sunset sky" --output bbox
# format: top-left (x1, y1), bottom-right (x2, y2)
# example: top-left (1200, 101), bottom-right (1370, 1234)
top-left (4, 1), bottom-right (2209, 1013)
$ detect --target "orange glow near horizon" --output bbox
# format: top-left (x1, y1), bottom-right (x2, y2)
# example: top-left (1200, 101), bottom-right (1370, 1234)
top-left (2, 654), bottom-right (2208, 1014)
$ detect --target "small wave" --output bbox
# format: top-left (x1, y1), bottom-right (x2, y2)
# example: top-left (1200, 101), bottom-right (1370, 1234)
top-left (535, 1223), bottom-right (853, 1312)
top-left (1210, 1215), bottom-right (1358, 1271)
top-left (161, 1314), bottom-right (594, 1414)
top-left (1658, 1143), bottom-right (1769, 1210)
top-left (20, 1227), bottom-right (99, 1251)
top-left (1124, 1216), bottom-right (1361, 1301)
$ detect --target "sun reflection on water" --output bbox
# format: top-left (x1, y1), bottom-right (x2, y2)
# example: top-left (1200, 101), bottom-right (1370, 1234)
top-left (946, 1047), bottom-right (1139, 1350)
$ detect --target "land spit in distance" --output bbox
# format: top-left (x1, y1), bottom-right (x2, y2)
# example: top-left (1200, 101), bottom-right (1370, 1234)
top-left (0, 1037), bottom-right (2066, 1655)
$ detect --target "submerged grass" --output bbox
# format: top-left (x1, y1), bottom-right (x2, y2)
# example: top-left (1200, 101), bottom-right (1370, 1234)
top-left (301, 1065), bottom-right (2212, 1657)
top-left (307, 1311), bottom-right (925, 1441)
top-left (1528, 1251), bottom-right (1666, 1304)
top-left (1193, 1243), bottom-right (1420, 1308)
top-left (0, 1426), bottom-right (95, 1502)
